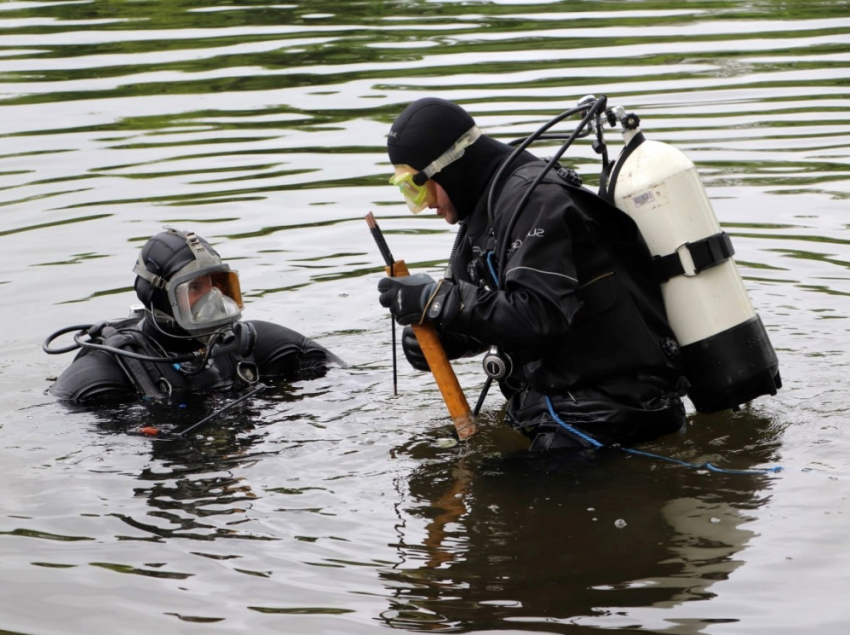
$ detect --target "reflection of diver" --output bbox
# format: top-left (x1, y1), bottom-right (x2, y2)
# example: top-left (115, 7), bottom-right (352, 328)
top-left (69, 396), bottom-right (266, 540)
top-left (45, 227), bottom-right (343, 405)
top-left (381, 409), bottom-right (781, 631)
top-left (80, 384), bottom-right (314, 540)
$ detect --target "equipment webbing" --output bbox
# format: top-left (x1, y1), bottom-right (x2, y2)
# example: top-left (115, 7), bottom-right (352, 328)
top-left (653, 231), bottom-right (735, 283)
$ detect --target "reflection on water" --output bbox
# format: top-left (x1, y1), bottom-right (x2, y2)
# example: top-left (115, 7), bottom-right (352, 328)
top-left (63, 387), bottom-right (325, 542)
top-left (381, 409), bottom-right (780, 631)
top-left (2, 0), bottom-right (850, 633)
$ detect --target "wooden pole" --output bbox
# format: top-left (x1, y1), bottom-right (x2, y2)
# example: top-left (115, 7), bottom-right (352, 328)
top-left (365, 212), bottom-right (477, 441)
top-left (387, 259), bottom-right (478, 441)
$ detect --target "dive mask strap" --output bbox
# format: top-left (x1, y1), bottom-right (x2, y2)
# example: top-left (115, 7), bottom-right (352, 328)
top-left (164, 225), bottom-right (220, 270)
top-left (134, 226), bottom-right (225, 291)
top-left (132, 226), bottom-right (198, 290)
top-left (148, 308), bottom-right (179, 329)
top-left (133, 253), bottom-right (166, 289)
top-left (412, 126), bottom-right (482, 186)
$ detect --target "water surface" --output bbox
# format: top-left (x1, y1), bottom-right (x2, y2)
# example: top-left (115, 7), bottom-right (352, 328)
top-left (1, 1), bottom-right (849, 633)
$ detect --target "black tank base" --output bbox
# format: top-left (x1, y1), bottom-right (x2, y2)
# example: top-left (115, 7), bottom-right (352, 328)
top-left (682, 315), bottom-right (781, 414)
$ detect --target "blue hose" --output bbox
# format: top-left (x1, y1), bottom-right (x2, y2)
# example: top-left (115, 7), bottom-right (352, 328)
top-left (544, 396), bottom-right (782, 475)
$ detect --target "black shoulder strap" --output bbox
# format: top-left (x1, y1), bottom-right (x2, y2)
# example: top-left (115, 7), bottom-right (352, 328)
top-left (99, 326), bottom-right (170, 399)
top-left (444, 222), bottom-right (469, 282)
top-left (599, 132), bottom-right (645, 203)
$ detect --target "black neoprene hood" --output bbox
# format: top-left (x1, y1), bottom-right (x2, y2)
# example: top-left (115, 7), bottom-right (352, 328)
top-left (134, 230), bottom-right (220, 316)
top-left (387, 98), bottom-right (476, 169)
top-left (387, 98), bottom-right (519, 221)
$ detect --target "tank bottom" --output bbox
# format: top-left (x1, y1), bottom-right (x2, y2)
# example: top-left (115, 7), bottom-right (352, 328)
top-left (682, 315), bottom-right (781, 414)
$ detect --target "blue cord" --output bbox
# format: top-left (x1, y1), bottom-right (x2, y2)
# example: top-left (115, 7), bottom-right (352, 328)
top-left (544, 396), bottom-right (604, 449)
top-left (486, 251), bottom-right (499, 286)
top-left (544, 396), bottom-right (782, 475)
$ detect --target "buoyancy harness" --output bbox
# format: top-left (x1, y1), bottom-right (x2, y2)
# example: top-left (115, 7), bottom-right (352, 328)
top-left (468, 161), bottom-right (686, 401)
top-left (98, 318), bottom-right (174, 399)
top-left (97, 321), bottom-right (254, 398)
top-left (45, 315), bottom-right (259, 402)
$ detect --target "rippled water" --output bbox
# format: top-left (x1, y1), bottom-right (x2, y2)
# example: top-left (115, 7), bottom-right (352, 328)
top-left (2, 1), bottom-right (850, 633)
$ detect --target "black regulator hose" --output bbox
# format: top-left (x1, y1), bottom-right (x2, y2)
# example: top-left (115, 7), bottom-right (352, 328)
top-left (487, 101), bottom-right (596, 225)
top-left (43, 324), bottom-right (94, 355)
top-left (496, 96), bottom-right (608, 291)
top-left (45, 319), bottom-right (257, 369)
top-left (70, 329), bottom-right (201, 363)
top-left (43, 321), bottom-right (241, 366)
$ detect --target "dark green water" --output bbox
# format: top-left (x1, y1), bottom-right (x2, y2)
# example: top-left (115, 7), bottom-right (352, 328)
top-left (1, 1), bottom-right (849, 633)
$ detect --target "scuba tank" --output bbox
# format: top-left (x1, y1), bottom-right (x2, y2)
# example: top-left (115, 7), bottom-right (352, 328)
top-left (600, 111), bottom-right (781, 413)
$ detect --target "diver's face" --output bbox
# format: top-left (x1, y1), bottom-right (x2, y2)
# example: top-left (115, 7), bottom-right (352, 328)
top-left (186, 275), bottom-right (213, 307)
top-left (430, 181), bottom-right (458, 225)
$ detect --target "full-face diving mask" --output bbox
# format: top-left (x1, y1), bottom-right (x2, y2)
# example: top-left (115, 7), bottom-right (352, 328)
top-left (133, 228), bottom-right (243, 336)
top-left (390, 125), bottom-right (481, 213)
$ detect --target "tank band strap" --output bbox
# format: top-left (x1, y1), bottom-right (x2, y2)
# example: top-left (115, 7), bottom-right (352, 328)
top-left (653, 231), bottom-right (735, 282)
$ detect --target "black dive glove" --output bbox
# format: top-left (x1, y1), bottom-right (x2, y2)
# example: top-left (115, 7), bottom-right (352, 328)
top-left (377, 273), bottom-right (437, 326)
top-left (378, 274), bottom-right (467, 326)
top-left (401, 326), bottom-right (484, 372)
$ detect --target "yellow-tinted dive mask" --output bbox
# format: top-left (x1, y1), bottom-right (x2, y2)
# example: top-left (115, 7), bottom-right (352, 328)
top-left (390, 165), bottom-right (438, 214)
top-left (389, 125), bottom-right (481, 214)
top-left (172, 269), bottom-right (243, 333)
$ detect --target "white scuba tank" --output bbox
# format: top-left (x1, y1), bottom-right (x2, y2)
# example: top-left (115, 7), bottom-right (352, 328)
top-left (604, 117), bottom-right (780, 413)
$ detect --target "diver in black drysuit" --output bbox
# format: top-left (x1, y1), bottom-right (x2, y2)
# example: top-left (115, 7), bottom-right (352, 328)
top-left (49, 228), bottom-right (342, 405)
top-left (377, 98), bottom-right (687, 450)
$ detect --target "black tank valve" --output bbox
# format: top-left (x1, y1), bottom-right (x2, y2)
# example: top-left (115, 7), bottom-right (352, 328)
top-left (623, 113), bottom-right (641, 131)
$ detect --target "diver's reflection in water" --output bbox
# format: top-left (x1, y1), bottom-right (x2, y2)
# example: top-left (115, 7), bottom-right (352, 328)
top-left (78, 384), bottom-right (307, 541)
top-left (382, 409), bottom-right (782, 632)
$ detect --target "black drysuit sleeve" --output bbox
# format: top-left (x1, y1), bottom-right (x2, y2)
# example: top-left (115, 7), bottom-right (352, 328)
top-left (50, 349), bottom-right (135, 403)
top-left (442, 178), bottom-right (582, 359)
top-left (248, 320), bottom-right (344, 381)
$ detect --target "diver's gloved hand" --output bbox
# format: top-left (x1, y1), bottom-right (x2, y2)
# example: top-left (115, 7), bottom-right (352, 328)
top-left (401, 326), bottom-right (483, 372)
top-left (377, 273), bottom-right (437, 326)
top-left (423, 279), bottom-right (463, 325)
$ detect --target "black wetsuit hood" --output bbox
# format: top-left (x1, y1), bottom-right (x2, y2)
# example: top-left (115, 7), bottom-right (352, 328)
top-left (387, 98), bottom-right (532, 221)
